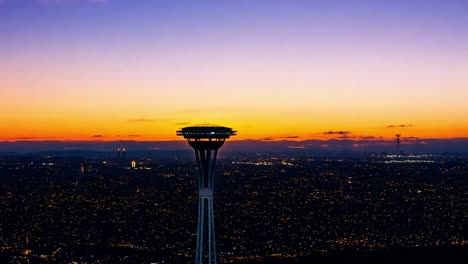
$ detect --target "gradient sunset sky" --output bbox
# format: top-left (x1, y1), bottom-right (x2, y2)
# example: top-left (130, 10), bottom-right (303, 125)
top-left (1, 0), bottom-right (467, 141)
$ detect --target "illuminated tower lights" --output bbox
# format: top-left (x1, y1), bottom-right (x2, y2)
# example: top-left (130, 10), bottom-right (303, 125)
top-left (177, 125), bottom-right (236, 264)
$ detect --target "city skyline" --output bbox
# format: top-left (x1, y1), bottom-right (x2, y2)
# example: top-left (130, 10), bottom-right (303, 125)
top-left (1, 0), bottom-right (468, 141)
top-left (0, 152), bottom-right (466, 263)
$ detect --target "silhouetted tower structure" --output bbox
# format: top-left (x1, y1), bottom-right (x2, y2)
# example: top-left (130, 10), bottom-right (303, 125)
top-left (122, 148), bottom-right (126, 161)
top-left (117, 148), bottom-right (121, 161)
top-left (396, 134), bottom-right (401, 157)
top-left (177, 125), bottom-right (236, 264)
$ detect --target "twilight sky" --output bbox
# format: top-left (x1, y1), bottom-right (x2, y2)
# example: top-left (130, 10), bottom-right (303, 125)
top-left (1, 0), bottom-right (467, 141)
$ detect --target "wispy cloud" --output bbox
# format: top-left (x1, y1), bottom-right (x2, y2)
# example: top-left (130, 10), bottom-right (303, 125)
top-left (386, 124), bottom-right (413, 128)
top-left (15, 137), bottom-right (39, 140)
top-left (91, 134), bottom-right (105, 138)
top-left (323, 130), bottom-right (351, 135)
top-left (127, 134), bottom-right (142, 137)
top-left (260, 136), bottom-right (300, 141)
top-left (176, 122), bottom-right (191, 126)
top-left (322, 130), bottom-right (353, 140)
top-left (128, 118), bottom-right (156, 123)
top-left (357, 135), bottom-right (383, 140)
top-left (280, 136), bottom-right (301, 139)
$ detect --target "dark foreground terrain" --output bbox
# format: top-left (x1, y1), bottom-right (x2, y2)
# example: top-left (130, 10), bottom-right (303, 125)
top-left (0, 154), bottom-right (466, 263)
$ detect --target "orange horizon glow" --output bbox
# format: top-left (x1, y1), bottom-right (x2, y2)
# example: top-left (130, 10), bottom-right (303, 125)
top-left (1, 123), bottom-right (466, 142)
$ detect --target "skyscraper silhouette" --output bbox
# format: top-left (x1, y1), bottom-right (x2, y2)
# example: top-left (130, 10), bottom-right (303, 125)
top-left (396, 134), bottom-right (401, 157)
top-left (122, 148), bottom-right (126, 161)
top-left (177, 125), bottom-right (236, 264)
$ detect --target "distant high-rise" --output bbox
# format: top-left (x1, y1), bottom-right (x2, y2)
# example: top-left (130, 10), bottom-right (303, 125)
top-left (131, 160), bottom-right (136, 168)
top-left (396, 134), bottom-right (401, 157)
top-left (122, 148), bottom-right (126, 161)
top-left (117, 148), bottom-right (121, 161)
top-left (177, 125), bottom-right (236, 264)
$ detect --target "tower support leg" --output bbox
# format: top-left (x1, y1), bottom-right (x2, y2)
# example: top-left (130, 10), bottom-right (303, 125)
top-left (195, 195), bottom-right (216, 264)
top-left (194, 146), bottom-right (219, 264)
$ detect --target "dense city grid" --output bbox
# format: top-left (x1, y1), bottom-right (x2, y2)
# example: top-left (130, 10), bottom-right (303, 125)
top-left (0, 153), bottom-right (466, 263)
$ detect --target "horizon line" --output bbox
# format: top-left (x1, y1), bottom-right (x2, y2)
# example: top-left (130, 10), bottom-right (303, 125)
top-left (2, 137), bottom-right (468, 143)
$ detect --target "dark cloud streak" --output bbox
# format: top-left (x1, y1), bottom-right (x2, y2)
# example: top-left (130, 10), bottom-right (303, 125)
top-left (386, 124), bottom-right (413, 128)
top-left (323, 131), bottom-right (351, 135)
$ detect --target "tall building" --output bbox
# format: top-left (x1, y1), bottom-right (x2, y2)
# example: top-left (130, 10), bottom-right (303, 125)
top-left (177, 125), bottom-right (236, 264)
top-left (117, 148), bottom-right (121, 161)
top-left (122, 148), bottom-right (126, 161)
top-left (396, 134), bottom-right (401, 157)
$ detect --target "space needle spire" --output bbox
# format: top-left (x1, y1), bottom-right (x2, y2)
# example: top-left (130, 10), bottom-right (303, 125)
top-left (177, 125), bottom-right (236, 264)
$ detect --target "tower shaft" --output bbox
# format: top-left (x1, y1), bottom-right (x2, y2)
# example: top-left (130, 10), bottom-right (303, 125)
top-left (194, 147), bottom-right (218, 264)
top-left (194, 147), bottom-right (219, 191)
top-left (176, 125), bottom-right (236, 264)
top-left (196, 194), bottom-right (216, 264)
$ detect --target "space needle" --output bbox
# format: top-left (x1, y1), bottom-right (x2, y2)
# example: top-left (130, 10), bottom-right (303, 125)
top-left (177, 125), bottom-right (236, 264)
